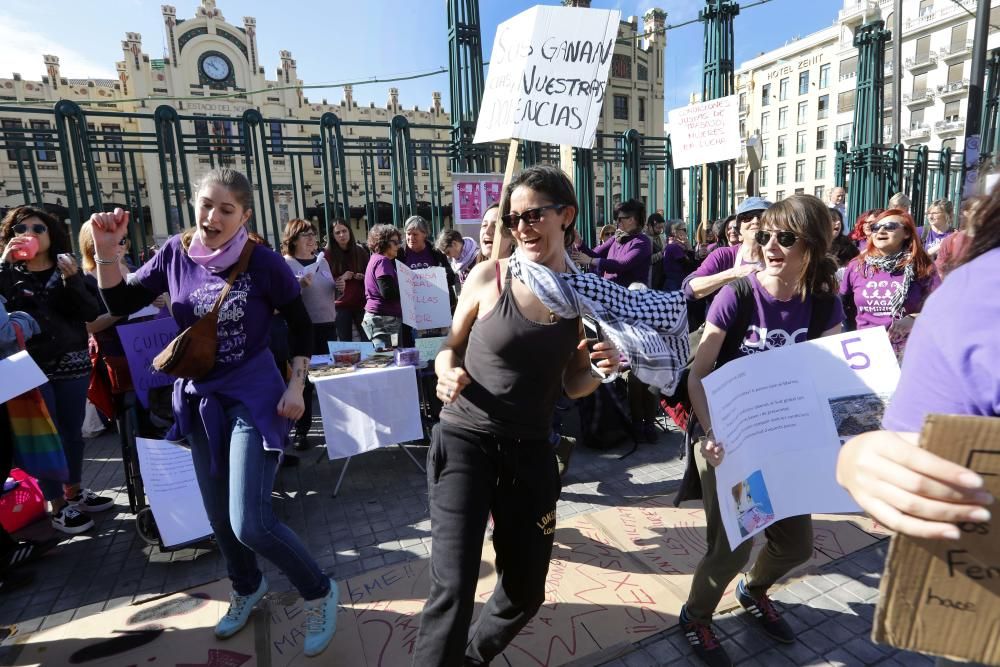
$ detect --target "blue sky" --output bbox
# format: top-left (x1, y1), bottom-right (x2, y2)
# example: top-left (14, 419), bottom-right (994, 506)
top-left (0, 0), bottom-right (842, 115)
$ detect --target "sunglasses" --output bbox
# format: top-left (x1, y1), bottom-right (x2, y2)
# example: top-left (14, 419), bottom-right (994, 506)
top-left (737, 211), bottom-right (764, 224)
top-left (755, 230), bottom-right (799, 248)
top-left (870, 222), bottom-right (902, 233)
top-left (500, 204), bottom-right (567, 228)
top-left (13, 223), bottom-right (47, 235)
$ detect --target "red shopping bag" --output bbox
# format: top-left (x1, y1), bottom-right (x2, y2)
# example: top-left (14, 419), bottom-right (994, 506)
top-left (0, 469), bottom-right (46, 533)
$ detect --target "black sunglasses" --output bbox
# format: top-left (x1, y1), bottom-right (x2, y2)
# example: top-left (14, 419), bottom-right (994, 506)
top-left (501, 204), bottom-right (567, 228)
top-left (13, 223), bottom-right (47, 235)
top-left (755, 230), bottom-right (799, 248)
top-left (737, 211), bottom-right (764, 224)
top-left (870, 222), bottom-right (902, 233)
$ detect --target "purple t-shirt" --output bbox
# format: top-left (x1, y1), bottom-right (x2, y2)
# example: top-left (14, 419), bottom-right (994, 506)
top-left (402, 246), bottom-right (435, 270)
top-left (132, 236), bottom-right (300, 378)
top-left (708, 272), bottom-right (844, 358)
top-left (682, 245), bottom-right (759, 301)
top-left (917, 226), bottom-right (953, 255)
top-left (839, 259), bottom-right (940, 330)
top-left (662, 243), bottom-right (689, 291)
top-left (882, 247), bottom-right (1000, 430)
top-left (364, 253), bottom-right (402, 317)
top-left (586, 233), bottom-right (652, 287)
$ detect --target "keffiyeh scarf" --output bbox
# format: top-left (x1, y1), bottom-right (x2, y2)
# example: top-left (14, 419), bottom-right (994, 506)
top-left (864, 251), bottom-right (913, 319)
top-left (508, 249), bottom-right (689, 395)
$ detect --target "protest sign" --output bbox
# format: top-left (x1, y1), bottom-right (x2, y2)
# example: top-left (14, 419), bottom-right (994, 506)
top-left (702, 327), bottom-right (900, 549)
top-left (668, 95), bottom-right (742, 169)
top-left (453, 173), bottom-right (504, 236)
top-left (396, 261), bottom-right (451, 330)
top-left (415, 336), bottom-right (448, 366)
top-left (874, 414), bottom-right (1000, 665)
top-left (135, 437), bottom-right (212, 549)
top-left (0, 351), bottom-right (47, 403)
top-left (116, 317), bottom-right (179, 408)
top-left (474, 5), bottom-right (621, 149)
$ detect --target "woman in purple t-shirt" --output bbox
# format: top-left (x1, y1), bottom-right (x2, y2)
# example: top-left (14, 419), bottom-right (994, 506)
top-left (840, 209), bottom-right (939, 358)
top-left (920, 198), bottom-right (955, 258)
top-left (362, 224), bottom-right (403, 347)
top-left (677, 195), bottom-right (845, 667)
top-left (90, 169), bottom-right (338, 656)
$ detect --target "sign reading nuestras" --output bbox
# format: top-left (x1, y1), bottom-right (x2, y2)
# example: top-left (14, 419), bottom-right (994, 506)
top-left (396, 262), bottom-right (451, 331)
top-left (116, 317), bottom-right (180, 408)
top-left (474, 5), bottom-right (621, 149)
top-left (668, 95), bottom-right (742, 169)
top-left (874, 414), bottom-right (1000, 666)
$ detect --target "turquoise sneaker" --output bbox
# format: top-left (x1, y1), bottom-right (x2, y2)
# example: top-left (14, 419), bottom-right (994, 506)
top-left (302, 578), bottom-right (339, 657)
top-left (214, 576), bottom-right (268, 639)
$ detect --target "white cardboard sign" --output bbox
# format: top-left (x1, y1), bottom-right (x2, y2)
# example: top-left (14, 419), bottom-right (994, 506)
top-left (0, 350), bottom-right (48, 403)
top-left (702, 327), bottom-right (900, 550)
top-left (135, 438), bottom-right (212, 549)
top-left (474, 5), bottom-right (621, 149)
top-left (668, 95), bottom-right (742, 169)
top-left (396, 261), bottom-right (451, 330)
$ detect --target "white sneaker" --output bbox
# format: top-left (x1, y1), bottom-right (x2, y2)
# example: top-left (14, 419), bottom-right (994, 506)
top-left (51, 506), bottom-right (94, 534)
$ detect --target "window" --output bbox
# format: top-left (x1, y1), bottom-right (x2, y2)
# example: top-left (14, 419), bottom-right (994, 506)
top-left (776, 190), bottom-right (785, 201)
top-left (761, 140), bottom-right (769, 160)
top-left (947, 62), bottom-right (964, 85)
top-left (816, 127), bottom-right (828, 150)
top-left (944, 101), bottom-right (961, 122)
top-left (739, 92), bottom-right (747, 112)
top-left (814, 185), bottom-right (825, 199)
top-left (778, 106), bottom-right (788, 129)
top-left (838, 89), bottom-right (856, 113)
top-left (777, 163), bottom-right (786, 185)
top-left (796, 130), bottom-right (807, 154)
top-left (86, 123), bottom-right (100, 163)
top-left (29, 120), bottom-right (55, 163)
top-left (739, 119), bottom-right (746, 136)
top-left (912, 72), bottom-right (928, 96)
top-left (941, 138), bottom-right (957, 151)
top-left (910, 108), bottom-right (925, 128)
top-left (836, 123), bottom-right (852, 143)
top-left (738, 169), bottom-right (745, 184)
top-left (194, 118), bottom-right (210, 152)
top-left (797, 101), bottom-right (808, 125)
top-left (798, 71), bottom-right (809, 95)
top-left (777, 135), bottom-right (787, 157)
top-left (761, 83), bottom-right (771, 106)
top-left (761, 111), bottom-right (770, 129)
top-left (102, 124), bottom-right (123, 163)
top-left (950, 23), bottom-right (968, 52)
top-left (819, 64), bottom-right (830, 89)
top-left (915, 36), bottom-right (931, 64)
top-left (637, 63), bottom-right (648, 81)
top-left (818, 95), bottom-right (830, 120)
top-left (795, 160), bottom-right (805, 182)
top-left (795, 188), bottom-right (805, 195)
top-left (311, 136), bottom-right (322, 168)
top-left (613, 95), bottom-right (629, 120)
top-left (759, 167), bottom-right (768, 187)
top-left (815, 156), bottom-right (827, 179)
top-left (840, 56), bottom-right (857, 80)
top-left (779, 77), bottom-right (789, 101)
top-left (639, 97), bottom-right (646, 123)
top-left (269, 121), bottom-right (284, 156)
top-left (2, 119), bottom-right (25, 161)
top-left (918, 0), bottom-right (933, 16)
top-left (611, 54), bottom-right (632, 79)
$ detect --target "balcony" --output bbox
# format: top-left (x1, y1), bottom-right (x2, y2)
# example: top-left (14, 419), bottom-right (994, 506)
top-left (739, 105), bottom-right (749, 117)
top-left (938, 79), bottom-right (970, 101)
top-left (905, 53), bottom-right (938, 73)
top-left (905, 9), bottom-right (937, 30)
top-left (901, 123), bottom-right (931, 142)
top-left (941, 39), bottom-right (973, 64)
top-left (839, 0), bottom-right (878, 24)
top-left (903, 89), bottom-right (935, 108)
top-left (934, 118), bottom-right (965, 136)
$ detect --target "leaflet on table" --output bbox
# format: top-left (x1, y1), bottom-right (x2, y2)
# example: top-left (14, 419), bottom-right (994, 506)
top-left (702, 327), bottom-right (900, 550)
top-left (327, 341), bottom-right (377, 360)
top-left (0, 351), bottom-right (47, 402)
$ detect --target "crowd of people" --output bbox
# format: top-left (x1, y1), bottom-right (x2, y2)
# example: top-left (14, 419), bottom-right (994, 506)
top-left (0, 165), bottom-right (993, 666)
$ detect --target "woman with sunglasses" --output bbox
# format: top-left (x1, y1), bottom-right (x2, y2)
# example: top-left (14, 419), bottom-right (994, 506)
top-left (840, 209), bottom-right (939, 358)
top-left (677, 195), bottom-right (844, 666)
top-left (362, 224), bottom-right (403, 347)
top-left (282, 218), bottom-right (336, 450)
top-left (0, 207), bottom-right (109, 535)
top-left (413, 165), bottom-right (621, 665)
top-left (682, 198), bottom-right (767, 303)
top-left (571, 199), bottom-right (652, 287)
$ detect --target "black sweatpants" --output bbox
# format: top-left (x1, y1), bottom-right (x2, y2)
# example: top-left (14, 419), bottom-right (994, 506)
top-left (412, 421), bottom-right (561, 666)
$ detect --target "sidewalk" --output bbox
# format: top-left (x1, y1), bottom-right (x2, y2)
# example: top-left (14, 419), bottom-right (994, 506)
top-left (0, 419), bottom-right (928, 666)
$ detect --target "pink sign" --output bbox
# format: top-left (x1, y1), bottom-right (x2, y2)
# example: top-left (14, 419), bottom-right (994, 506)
top-left (457, 182), bottom-right (483, 220)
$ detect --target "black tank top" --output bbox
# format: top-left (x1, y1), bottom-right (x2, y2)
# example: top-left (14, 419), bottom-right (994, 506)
top-left (441, 266), bottom-right (580, 439)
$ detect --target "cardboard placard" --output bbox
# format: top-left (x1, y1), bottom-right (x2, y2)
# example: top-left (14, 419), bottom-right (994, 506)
top-left (0, 350), bottom-right (47, 403)
top-left (873, 414), bottom-right (1000, 665)
top-left (452, 173), bottom-right (504, 230)
top-left (414, 336), bottom-right (447, 366)
top-left (474, 5), bottom-right (621, 149)
top-left (668, 95), bottom-right (742, 169)
top-left (134, 438), bottom-right (212, 548)
top-left (116, 317), bottom-right (180, 408)
top-left (396, 262), bottom-right (451, 331)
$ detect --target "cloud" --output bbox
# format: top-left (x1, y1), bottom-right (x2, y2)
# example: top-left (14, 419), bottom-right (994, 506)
top-left (0, 14), bottom-right (117, 80)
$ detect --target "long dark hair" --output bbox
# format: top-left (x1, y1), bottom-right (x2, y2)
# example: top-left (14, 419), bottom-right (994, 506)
top-left (962, 190), bottom-right (1000, 267)
top-left (760, 195), bottom-right (838, 299)
top-left (0, 206), bottom-right (73, 260)
top-left (326, 219), bottom-right (368, 274)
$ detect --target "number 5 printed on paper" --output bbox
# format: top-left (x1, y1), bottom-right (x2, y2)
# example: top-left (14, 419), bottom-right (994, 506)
top-left (841, 337), bottom-right (871, 370)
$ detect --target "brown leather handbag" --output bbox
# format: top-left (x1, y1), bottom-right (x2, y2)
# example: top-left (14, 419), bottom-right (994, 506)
top-left (152, 241), bottom-right (254, 380)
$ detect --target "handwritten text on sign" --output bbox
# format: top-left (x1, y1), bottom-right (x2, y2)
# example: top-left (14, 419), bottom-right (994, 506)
top-left (668, 95), bottom-right (741, 169)
top-left (474, 5), bottom-right (621, 149)
top-left (116, 317), bottom-right (179, 408)
top-left (396, 262), bottom-right (452, 330)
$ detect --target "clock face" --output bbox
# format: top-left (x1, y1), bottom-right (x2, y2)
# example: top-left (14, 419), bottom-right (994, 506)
top-left (201, 54), bottom-right (230, 81)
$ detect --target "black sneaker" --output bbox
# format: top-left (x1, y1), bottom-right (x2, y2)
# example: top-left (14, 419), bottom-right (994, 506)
top-left (735, 580), bottom-right (795, 644)
top-left (293, 433), bottom-right (310, 451)
top-left (679, 614), bottom-right (732, 667)
top-left (0, 539), bottom-right (55, 571)
top-left (67, 488), bottom-right (114, 513)
top-left (51, 506), bottom-right (95, 534)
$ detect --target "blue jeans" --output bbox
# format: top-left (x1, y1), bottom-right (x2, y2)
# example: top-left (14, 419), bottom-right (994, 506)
top-left (38, 376), bottom-right (90, 501)
top-left (188, 403), bottom-right (329, 600)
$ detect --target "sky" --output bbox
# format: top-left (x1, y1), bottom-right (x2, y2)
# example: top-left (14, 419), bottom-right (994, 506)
top-left (0, 0), bottom-right (843, 116)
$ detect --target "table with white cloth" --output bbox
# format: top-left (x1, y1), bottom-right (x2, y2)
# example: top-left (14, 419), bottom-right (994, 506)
top-left (310, 364), bottom-right (426, 495)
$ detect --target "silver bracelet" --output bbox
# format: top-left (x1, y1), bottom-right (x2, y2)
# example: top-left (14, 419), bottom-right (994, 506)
top-left (94, 254), bottom-right (120, 266)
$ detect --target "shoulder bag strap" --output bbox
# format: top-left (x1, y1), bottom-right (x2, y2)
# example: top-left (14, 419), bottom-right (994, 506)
top-left (717, 277), bottom-right (755, 366)
top-left (807, 293), bottom-right (836, 340)
top-left (207, 241), bottom-right (255, 316)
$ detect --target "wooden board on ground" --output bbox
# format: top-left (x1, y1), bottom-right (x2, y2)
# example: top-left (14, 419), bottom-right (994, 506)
top-left (4, 502), bottom-right (888, 666)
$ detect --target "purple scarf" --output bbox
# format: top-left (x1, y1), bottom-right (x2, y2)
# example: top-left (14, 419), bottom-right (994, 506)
top-left (188, 225), bottom-right (249, 273)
